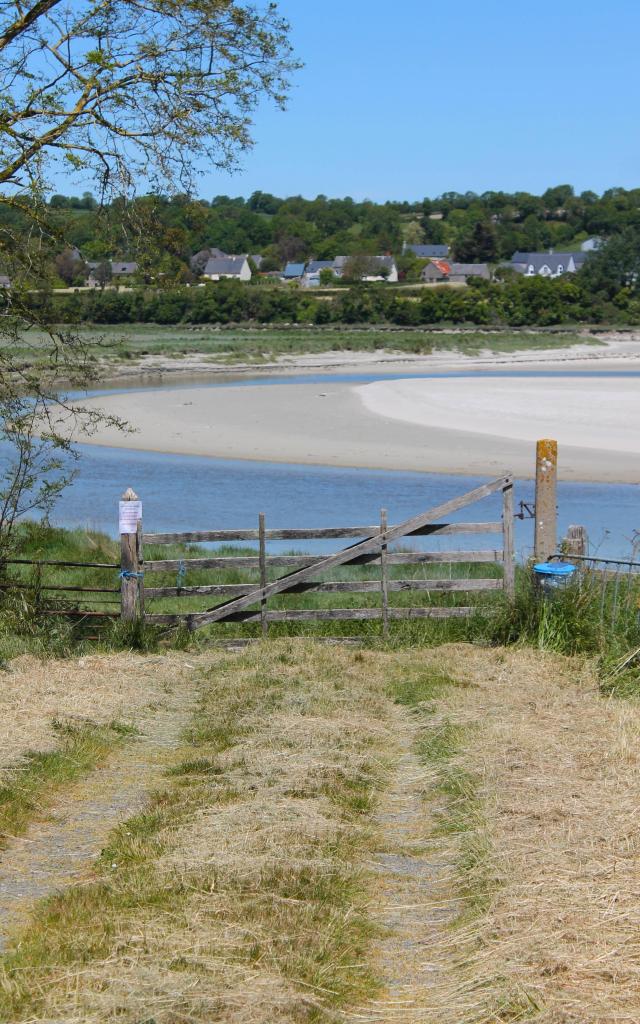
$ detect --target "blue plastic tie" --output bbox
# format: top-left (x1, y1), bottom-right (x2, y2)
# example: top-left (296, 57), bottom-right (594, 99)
top-left (176, 559), bottom-right (186, 589)
top-left (119, 569), bottom-right (144, 580)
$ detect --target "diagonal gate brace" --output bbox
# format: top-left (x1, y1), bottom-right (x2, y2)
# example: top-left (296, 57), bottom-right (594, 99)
top-left (187, 474), bottom-right (512, 630)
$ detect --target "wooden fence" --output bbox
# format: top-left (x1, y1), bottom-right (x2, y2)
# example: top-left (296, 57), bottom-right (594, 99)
top-left (0, 474), bottom-right (515, 637)
top-left (134, 473), bottom-right (515, 634)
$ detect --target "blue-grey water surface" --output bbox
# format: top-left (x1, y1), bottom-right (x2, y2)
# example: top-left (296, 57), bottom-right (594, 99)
top-left (49, 443), bottom-right (639, 561)
top-left (11, 370), bottom-right (640, 560)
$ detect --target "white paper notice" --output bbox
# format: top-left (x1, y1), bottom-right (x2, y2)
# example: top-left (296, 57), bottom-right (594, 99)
top-left (119, 500), bottom-right (142, 535)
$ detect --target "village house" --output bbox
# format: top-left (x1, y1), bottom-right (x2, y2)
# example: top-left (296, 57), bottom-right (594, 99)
top-left (202, 255), bottom-right (252, 281)
top-left (301, 258), bottom-right (345, 285)
top-left (190, 247), bottom-right (227, 274)
top-left (421, 260), bottom-right (490, 284)
top-left (85, 260), bottom-right (139, 287)
top-left (0, 275), bottom-right (10, 288)
top-left (511, 251), bottom-right (587, 277)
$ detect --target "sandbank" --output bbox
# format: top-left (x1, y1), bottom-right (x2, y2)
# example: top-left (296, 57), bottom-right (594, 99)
top-left (77, 372), bottom-right (640, 483)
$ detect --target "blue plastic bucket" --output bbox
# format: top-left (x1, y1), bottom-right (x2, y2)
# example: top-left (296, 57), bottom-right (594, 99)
top-left (533, 561), bottom-right (576, 595)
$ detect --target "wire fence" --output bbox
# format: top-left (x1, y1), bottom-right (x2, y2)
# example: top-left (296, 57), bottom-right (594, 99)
top-left (551, 553), bottom-right (640, 633)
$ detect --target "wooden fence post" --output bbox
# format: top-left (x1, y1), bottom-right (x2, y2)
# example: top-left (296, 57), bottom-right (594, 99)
top-left (534, 439), bottom-right (557, 562)
top-left (380, 508), bottom-right (389, 638)
top-left (259, 512), bottom-right (268, 638)
top-left (502, 480), bottom-right (515, 599)
top-left (564, 524), bottom-right (588, 558)
top-left (119, 488), bottom-right (143, 622)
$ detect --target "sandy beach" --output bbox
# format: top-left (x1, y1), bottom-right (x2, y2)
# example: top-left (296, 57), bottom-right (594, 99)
top-left (76, 355), bottom-right (640, 482)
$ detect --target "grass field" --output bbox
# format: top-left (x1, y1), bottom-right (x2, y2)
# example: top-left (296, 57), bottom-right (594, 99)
top-left (3, 324), bottom-right (597, 375)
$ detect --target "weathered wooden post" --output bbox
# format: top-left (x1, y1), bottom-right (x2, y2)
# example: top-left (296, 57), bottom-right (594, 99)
top-left (258, 512), bottom-right (268, 638)
top-left (119, 488), bottom-right (143, 622)
top-left (380, 508), bottom-right (389, 638)
top-left (564, 524), bottom-right (588, 558)
top-left (534, 439), bottom-right (557, 562)
top-left (502, 478), bottom-right (515, 599)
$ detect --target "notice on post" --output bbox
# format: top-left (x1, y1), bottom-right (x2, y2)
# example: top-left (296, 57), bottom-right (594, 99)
top-left (119, 500), bottom-right (142, 535)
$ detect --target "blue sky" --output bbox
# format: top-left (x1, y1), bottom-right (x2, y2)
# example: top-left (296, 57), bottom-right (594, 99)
top-left (198, 0), bottom-right (640, 202)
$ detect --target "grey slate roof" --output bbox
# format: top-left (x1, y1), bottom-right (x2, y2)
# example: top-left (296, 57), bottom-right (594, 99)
top-left (511, 251), bottom-right (585, 274)
top-left (250, 254), bottom-right (263, 268)
top-left (203, 256), bottom-right (247, 276)
top-left (282, 262), bottom-right (305, 278)
top-left (405, 243), bottom-right (450, 259)
top-left (191, 247), bottom-right (226, 271)
top-left (306, 260), bottom-right (335, 274)
top-left (450, 262), bottom-right (490, 278)
top-left (421, 262), bottom-right (490, 281)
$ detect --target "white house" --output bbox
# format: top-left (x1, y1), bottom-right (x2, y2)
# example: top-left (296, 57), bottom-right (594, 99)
top-left (202, 255), bottom-right (252, 281)
top-left (511, 251), bottom-right (587, 278)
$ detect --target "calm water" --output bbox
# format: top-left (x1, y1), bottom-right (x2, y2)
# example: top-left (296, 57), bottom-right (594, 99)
top-left (49, 444), bottom-right (639, 561)
top-left (8, 370), bottom-right (640, 560)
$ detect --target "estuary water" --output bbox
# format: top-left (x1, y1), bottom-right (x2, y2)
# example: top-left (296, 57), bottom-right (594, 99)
top-left (49, 442), bottom-right (639, 560)
top-left (40, 367), bottom-right (639, 561)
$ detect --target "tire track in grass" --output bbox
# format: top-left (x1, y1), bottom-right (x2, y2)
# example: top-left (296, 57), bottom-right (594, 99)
top-left (350, 707), bottom-right (459, 1023)
top-left (0, 676), bottom-right (198, 950)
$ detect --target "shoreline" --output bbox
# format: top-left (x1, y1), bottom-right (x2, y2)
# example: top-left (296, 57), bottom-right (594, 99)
top-left (80, 330), bottom-right (640, 388)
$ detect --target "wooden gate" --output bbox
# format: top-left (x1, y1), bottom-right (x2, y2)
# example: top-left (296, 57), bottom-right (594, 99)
top-left (134, 473), bottom-right (515, 635)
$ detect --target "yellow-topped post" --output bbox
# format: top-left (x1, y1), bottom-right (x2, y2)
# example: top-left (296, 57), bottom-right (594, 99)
top-left (534, 439), bottom-right (557, 562)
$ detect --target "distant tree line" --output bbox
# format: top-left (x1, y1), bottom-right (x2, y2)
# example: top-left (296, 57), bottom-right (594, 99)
top-left (5, 183), bottom-right (640, 282)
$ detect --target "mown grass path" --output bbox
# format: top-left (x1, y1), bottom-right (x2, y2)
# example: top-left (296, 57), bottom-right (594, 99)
top-left (1, 642), bottom-right (639, 1023)
top-left (351, 709), bottom-right (457, 1022)
top-left (0, 674), bottom-right (197, 950)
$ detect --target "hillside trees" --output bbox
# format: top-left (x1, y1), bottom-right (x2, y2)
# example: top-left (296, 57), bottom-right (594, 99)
top-left (0, 0), bottom-right (298, 546)
top-left (579, 228), bottom-right (640, 300)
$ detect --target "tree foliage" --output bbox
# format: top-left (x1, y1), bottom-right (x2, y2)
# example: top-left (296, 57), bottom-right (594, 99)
top-left (0, 0), bottom-right (298, 546)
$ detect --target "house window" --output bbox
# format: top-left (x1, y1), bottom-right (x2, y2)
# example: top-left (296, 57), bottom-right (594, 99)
top-left (557, 264), bottom-right (564, 275)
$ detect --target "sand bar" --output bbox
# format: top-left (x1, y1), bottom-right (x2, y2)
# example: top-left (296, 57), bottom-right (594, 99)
top-left (77, 373), bottom-right (640, 483)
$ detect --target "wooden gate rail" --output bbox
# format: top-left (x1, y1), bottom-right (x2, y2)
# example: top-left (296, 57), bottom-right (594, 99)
top-left (143, 549), bottom-right (504, 572)
top-left (147, 606), bottom-right (474, 627)
top-left (185, 475), bottom-right (512, 630)
top-left (144, 577), bottom-right (504, 599)
top-left (133, 474), bottom-right (515, 633)
top-left (142, 522), bottom-right (503, 544)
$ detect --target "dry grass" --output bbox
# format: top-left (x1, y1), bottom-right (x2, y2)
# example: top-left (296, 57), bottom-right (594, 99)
top-left (1, 642), bottom-right (640, 1022)
top-left (394, 644), bottom-right (640, 1023)
top-left (0, 651), bottom-right (204, 780)
top-left (0, 643), bottom-right (401, 1023)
